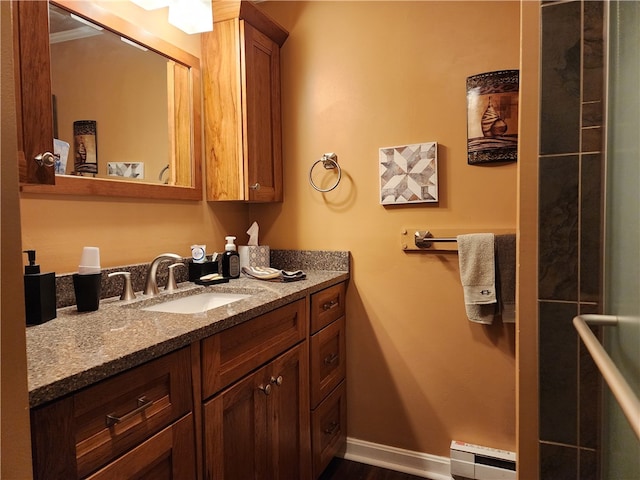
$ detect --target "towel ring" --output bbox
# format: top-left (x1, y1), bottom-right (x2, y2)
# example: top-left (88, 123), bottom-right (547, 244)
top-left (309, 153), bottom-right (341, 192)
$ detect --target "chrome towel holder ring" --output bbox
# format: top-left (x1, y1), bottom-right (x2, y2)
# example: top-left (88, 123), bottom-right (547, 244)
top-left (309, 153), bottom-right (341, 192)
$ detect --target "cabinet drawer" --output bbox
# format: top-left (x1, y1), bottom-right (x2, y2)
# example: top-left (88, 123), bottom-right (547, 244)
top-left (85, 413), bottom-right (195, 479)
top-left (31, 347), bottom-right (192, 480)
top-left (201, 299), bottom-right (307, 399)
top-left (311, 381), bottom-right (347, 479)
top-left (310, 283), bottom-right (346, 334)
top-left (310, 316), bottom-right (346, 409)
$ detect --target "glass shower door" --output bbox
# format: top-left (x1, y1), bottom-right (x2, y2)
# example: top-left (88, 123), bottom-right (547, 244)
top-left (602, 1), bottom-right (640, 478)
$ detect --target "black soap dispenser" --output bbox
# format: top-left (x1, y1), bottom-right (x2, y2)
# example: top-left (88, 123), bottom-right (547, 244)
top-left (23, 250), bottom-right (57, 326)
top-left (221, 236), bottom-right (240, 279)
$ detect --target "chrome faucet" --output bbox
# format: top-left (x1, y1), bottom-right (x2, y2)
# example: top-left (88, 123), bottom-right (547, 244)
top-left (144, 253), bottom-right (183, 296)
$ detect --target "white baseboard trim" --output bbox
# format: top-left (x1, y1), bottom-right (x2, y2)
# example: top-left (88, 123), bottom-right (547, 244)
top-left (340, 437), bottom-right (453, 480)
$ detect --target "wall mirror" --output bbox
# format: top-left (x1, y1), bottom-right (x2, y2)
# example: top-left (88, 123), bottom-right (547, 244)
top-left (14, 0), bottom-right (202, 200)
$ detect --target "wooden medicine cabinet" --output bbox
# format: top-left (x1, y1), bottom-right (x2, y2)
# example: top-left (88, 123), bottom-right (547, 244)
top-left (202, 1), bottom-right (288, 202)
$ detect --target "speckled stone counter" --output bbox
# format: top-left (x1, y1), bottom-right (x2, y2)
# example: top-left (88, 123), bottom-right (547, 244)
top-left (28, 251), bottom-right (349, 408)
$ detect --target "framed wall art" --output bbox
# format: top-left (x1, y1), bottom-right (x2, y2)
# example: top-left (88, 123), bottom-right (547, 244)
top-left (466, 70), bottom-right (519, 165)
top-left (379, 141), bottom-right (438, 205)
top-left (73, 120), bottom-right (98, 175)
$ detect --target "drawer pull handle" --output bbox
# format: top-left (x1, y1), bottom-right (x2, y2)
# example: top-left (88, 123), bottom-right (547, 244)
top-left (324, 353), bottom-right (339, 365)
top-left (322, 299), bottom-right (339, 311)
top-left (324, 421), bottom-right (340, 435)
top-left (259, 384), bottom-right (272, 395)
top-left (106, 396), bottom-right (153, 427)
top-left (270, 375), bottom-right (283, 386)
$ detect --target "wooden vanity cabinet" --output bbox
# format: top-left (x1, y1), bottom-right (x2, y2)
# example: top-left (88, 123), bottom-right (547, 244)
top-left (201, 299), bottom-right (311, 480)
top-left (29, 281), bottom-right (348, 480)
top-left (202, 2), bottom-right (288, 202)
top-left (30, 347), bottom-right (194, 479)
top-left (310, 283), bottom-right (348, 478)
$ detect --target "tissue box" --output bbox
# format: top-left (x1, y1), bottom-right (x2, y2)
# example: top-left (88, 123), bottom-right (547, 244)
top-left (239, 245), bottom-right (270, 269)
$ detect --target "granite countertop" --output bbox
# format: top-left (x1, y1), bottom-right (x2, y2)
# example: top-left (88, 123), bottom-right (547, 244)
top-left (27, 270), bottom-right (349, 408)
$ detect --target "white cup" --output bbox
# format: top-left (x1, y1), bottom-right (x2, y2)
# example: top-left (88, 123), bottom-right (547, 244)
top-left (78, 246), bottom-right (101, 275)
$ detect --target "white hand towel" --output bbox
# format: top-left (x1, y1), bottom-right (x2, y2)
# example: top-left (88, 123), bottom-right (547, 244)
top-left (457, 233), bottom-right (497, 324)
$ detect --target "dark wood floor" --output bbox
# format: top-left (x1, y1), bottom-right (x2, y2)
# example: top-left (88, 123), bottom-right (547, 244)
top-left (318, 458), bottom-right (426, 480)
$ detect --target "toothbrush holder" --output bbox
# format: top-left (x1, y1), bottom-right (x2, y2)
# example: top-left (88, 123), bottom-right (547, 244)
top-left (73, 273), bottom-right (102, 312)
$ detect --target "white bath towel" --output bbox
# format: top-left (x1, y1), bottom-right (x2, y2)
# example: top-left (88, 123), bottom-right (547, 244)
top-left (457, 233), bottom-right (497, 324)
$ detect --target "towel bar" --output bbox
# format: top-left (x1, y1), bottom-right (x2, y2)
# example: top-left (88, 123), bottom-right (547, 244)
top-left (400, 228), bottom-right (515, 252)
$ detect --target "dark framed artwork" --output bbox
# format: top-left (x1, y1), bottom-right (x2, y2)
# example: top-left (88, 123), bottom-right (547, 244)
top-left (73, 120), bottom-right (98, 175)
top-left (466, 70), bottom-right (519, 165)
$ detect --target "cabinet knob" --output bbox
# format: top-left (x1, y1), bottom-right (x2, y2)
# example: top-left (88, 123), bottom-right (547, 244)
top-left (270, 375), bottom-right (283, 386)
top-left (249, 183), bottom-right (261, 190)
top-left (258, 384), bottom-right (272, 395)
top-left (34, 151), bottom-right (55, 168)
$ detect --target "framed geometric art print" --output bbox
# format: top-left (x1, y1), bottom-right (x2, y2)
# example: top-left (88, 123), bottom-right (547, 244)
top-left (379, 142), bottom-right (438, 205)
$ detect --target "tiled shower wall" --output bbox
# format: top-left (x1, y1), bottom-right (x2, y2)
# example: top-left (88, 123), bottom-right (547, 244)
top-left (538, 1), bottom-right (604, 479)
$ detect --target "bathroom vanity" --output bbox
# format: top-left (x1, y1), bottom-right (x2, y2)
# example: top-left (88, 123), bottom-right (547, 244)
top-left (27, 269), bottom-right (348, 480)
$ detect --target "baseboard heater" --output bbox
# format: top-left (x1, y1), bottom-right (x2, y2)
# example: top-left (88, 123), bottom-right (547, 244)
top-left (450, 440), bottom-right (516, 480)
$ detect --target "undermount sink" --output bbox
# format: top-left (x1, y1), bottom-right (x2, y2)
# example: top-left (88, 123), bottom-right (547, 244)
top-left (142, 292), bottom-right (251, 314)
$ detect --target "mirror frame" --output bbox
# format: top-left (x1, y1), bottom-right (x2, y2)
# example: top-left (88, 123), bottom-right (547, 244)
top-left (14, 0), bottom-right (202, 201)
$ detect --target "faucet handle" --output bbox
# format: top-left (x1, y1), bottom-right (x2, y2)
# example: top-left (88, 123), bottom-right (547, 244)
top-left (166, 263), bottom-right (185, 292)
top-left (108, 271), bottom-right (136, 301)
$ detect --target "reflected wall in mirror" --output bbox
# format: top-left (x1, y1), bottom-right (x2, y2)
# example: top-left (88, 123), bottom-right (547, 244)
top-left (15, 0), bottom-right (202, 200)
top-left (50, 4), bottom-right (187, 185)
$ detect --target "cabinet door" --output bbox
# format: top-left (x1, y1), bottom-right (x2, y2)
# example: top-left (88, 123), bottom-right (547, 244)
top-left (203, 344), bottom-right (310, 480)
top-left (12, 0), bottom-right (55, 185)
top-left (242, 22), bottom-right (283, 202)
top-left (203, 363), bottom-right (270, 480)
top-left (269, 343), bottom-right (311, 480)
top-left (85, 413), bottom-right (195, 480)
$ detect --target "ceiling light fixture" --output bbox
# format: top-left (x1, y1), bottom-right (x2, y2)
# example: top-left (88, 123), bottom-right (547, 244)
top-left (130, 0), bottom-right (213, 34)
top-left (129, 0), bottom-right (170, 10)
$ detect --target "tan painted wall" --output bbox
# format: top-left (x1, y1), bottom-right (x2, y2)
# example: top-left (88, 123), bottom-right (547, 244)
top-left (256, 1), bottom-right (519, 456)
top-left (20, 2), bottom-right (249, 274)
